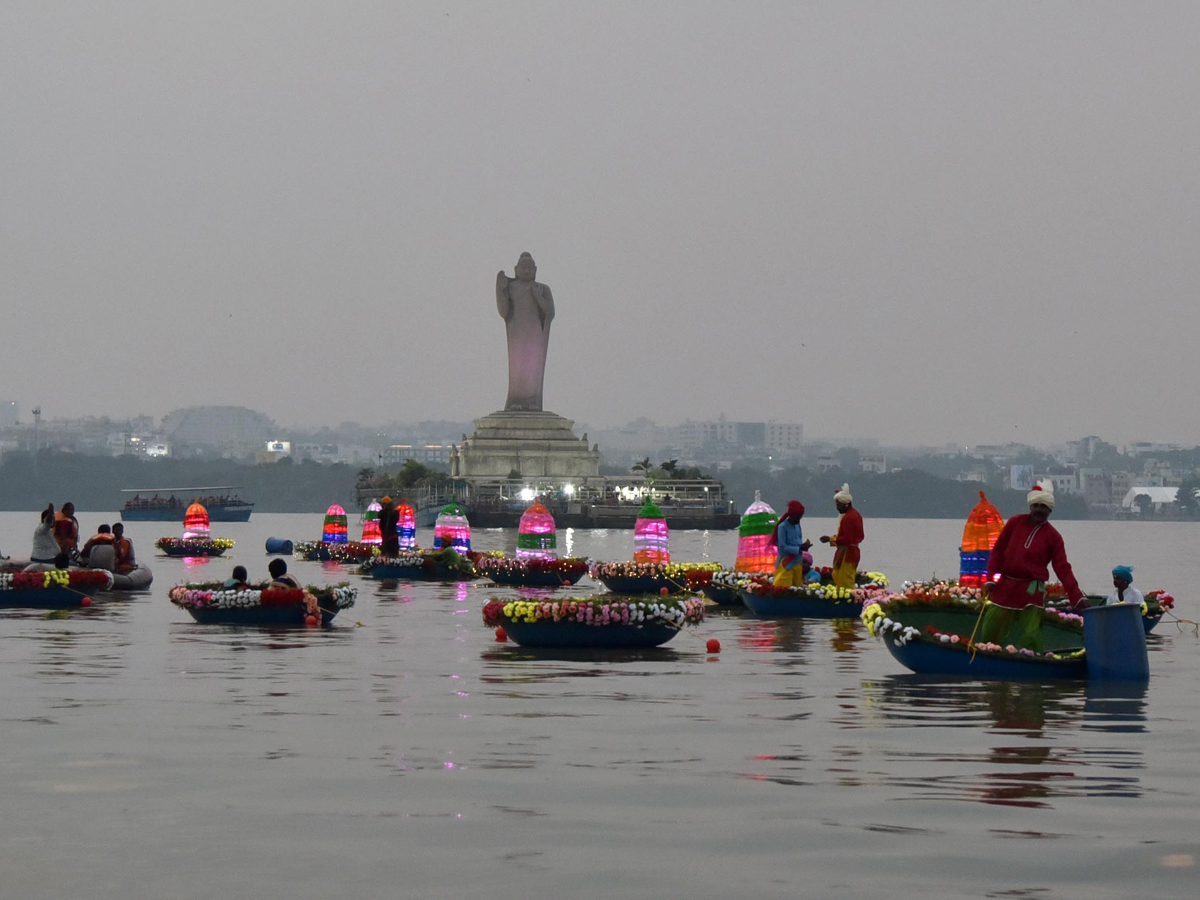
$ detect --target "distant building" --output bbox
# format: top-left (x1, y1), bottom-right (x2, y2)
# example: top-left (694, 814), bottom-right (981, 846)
top-left (1066, 435), bottom-right (1104, 464)
top-left (161, 405), bottom-right (276, 454)
top-left (673, 418), bottom-right (801, 455)
top-left (858, 454), bottom-right (887, 474)
top-left (0, 401), bottom-right (17, 428)
top-left (1077, 468), bottom-right (1112, 508)
top-left (1121, 486), bottom-right (1178, 513)
top-left (383, 444), bottom-right (452, 465)
top-left (1127, 441), bottom-right (1179, 455)
top-left (816, 454), bottom-right (839, 472)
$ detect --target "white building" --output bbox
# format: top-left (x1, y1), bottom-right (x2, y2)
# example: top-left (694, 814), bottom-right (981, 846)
top-left (1120, 486), bottom-right (1178, 513)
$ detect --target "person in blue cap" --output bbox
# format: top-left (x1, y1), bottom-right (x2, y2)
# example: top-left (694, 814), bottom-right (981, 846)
top-left (1105, 565), bottom-right (1143, 606)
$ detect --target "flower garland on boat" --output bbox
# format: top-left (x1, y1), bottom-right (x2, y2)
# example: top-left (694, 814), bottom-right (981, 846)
top-left (358, 547), bottom-right (486, 577)
top-left (293, 540), bottom-right (380, 562)
top-left (589, 561), bottom-right (723, 580)
top-left (155, 537), bottom-right (236, 552)
top-left (743, 579), bottom-right (884, 605)
top-left (168, 582), bottom-right (357, 612)
top-left (482, 595), bottom-right (705, 628)
top-left (474, 556), bottom-right (589, 578)
top-left (0, 569), bottom-right (114, 591)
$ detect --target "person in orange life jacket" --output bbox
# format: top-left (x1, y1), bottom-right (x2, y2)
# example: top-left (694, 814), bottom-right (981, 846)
top-left (770, 500), bottom-right (812, 587)
top-left (979, 481), bottom-right (1085, 652)
top-left (80, 524), bottom-right (116, 563)
top-left (54, 502), bottom-right (80, 557)
top-left (112, 523), bottom-right (136, 574)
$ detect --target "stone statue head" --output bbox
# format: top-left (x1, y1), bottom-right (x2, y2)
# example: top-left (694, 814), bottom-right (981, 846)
top-left (515, 252), bottom-right (536, 282)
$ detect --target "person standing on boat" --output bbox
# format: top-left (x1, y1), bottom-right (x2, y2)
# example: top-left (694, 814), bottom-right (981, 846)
top-left (1105, 565), bottom-right (1143, 606)
top-left (112, 523), bottom-right (136, 575)
top-left (378, 496), bottom-right (400, 556)
top-left (771, 500), bottom-right (812, 586)
top-left (979, 481), bottom-right (1085, 650)
top-left (54, 502), bottom-right (80, 558)
top-left (820, 484), bottom-right (864, 589)
top-left (31, 505), bottom-right (60, 565)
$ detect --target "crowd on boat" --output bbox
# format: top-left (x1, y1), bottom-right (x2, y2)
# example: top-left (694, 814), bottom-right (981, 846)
top-left (7, 502), bottom-right (139, 576)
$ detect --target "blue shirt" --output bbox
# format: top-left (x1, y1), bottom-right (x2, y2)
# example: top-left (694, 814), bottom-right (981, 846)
top-left (776, 519), bottom-right (805, 569)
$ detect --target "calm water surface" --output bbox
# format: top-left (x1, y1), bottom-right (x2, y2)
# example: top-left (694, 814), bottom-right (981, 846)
top-left (1, 511), bottom-right (1197, 899)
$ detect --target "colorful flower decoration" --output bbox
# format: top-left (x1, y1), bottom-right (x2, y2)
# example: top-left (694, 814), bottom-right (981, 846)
top-left (397, 500), bottom-right (417, 550)
top-left (735, 490), bottom-right (777, 574)
top-left (361, 500), bottom-right (382, 545)
top-left (168, 581), bottom-right (357, 612)
top-left (482, 595), bottom-right (705, 629)
top-left (323, 504), bottom-right (349, 544)
top-left (434, 502), bottom-right (471, 552)
top-left (475, 556), bottom-right (588, 578)
top-left (517, 501), bottom-right (557, 560)
top-left (183, 502), bottom-right (210, 539)
top-left (0, 569), bottom-right (114, 591)
top-left (155, 536), bottom-right (236, 553)
top-left (292, 540), bottom-right (380, 562)
top-left (633, 499), bottom-right (669, 564)
top-left (959, 491), bottom-right (1003, 586)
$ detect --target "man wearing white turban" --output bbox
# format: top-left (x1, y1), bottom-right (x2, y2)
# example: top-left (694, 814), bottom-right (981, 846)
top-left (978, 481), bottom-right (1085, 651)
top-left (819, 483), bottom-right (864, 589)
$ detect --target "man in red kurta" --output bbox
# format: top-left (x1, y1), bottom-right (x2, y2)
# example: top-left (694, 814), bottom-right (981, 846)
top-left (820, 483), bottom-right (864, 589)
top-left (980, 481), bottom-right (1084, 650)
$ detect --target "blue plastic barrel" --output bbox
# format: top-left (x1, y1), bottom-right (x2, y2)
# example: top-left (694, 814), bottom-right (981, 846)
top-left (1082, 603), bottom-right (1149, 681)
top-left (265, 537), bottom-right (294, 555)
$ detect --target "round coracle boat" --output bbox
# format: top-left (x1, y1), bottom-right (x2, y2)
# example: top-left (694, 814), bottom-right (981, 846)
top-left (293, 540), bottom-right (379, 563)
top-left (475, 556), bottom-right (588, 588)
top-left (358, 548), bottom-right (485, 582)
top-left (588, 561), bottom-right (723, 596)
top-left (741, 573), bottom-right (890, 618)
top-left (155, 537), bottom-right (235, 558)
top-left (0, 568), bottom-right (114, 608)
top-left (168, 581), bottom-right (357, 626)
top-left (862, 582), bottom-right (1090, 679)
top-left (483, 594), bottom-right (705, 648)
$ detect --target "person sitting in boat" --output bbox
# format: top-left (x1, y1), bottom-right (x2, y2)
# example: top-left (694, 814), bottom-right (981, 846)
top-left (267, 558), bottom-right (301, 590)
top-left (1105, 565), bottom-right (1144, 607)
top-left (223, 565), bottom-right (250, 591)
top-left (979, 481), bottom-right (1085, 651)
top-left (799, 551), bottom-right (821, 585)
top-left (54, 502), bottom-right (80, 558)
top-left (819, 484), bottom-right (864, 589)
top-left (80, 524), bottom-right (116, 568)
top-left (770, 500), bottom-right (812, 587)
top-left (112, 523), bottom-right (136, 574)
top-left (31, 505), bottom-right (60, 565)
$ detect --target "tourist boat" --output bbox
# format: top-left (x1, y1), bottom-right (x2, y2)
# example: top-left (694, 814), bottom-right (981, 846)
top-left (862, 585), bottom-right (1090, 679)
top-left (155, 537), bottom-right (234, 558)
top-left (358, 549), bottom-right (480, 582)
top-left (120, 487), bottom-right (254, 522)
top-left (740, 572), bottom-right (891, 618)
top-left (475, 556), bottom-right (588, 588)
top-left (483, 594), bottom-right (705, 648)
top-left (168, 582), bottom-right (357, 626)
top-left (0, 568), bottom-right (114, 609)
top-left (589, 561), bottom-right (723, 596)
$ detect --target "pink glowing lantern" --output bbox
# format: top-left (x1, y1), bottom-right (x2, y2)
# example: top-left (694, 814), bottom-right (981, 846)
top-left (183, 502), bottom-right (210, 539)
top-left (397, 500), bottom-right (417, 550)
top-left (735, 490), bottom-right (778, 574)
top-left (633, 499), bottom-right (670, 564)
top-left (434, 502), bottom-right (471, 552)
top-left (517, 500), bottom-right (557, 559)
top-left (360, 499), bottom-right (382, 545)
top-left (322, 504), bottom-right (348, 544)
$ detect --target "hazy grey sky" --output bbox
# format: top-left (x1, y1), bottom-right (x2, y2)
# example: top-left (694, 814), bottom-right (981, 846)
top-left (3, 2), bottom-right (1196, 446)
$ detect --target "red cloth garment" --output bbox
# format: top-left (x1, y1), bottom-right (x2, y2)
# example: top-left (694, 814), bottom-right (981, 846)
top-left (985, 513), bottom-right (1084, 609)
top-left (830, 508), bottom-right (864, 570)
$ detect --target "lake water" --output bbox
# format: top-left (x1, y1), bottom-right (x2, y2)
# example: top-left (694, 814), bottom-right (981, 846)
top-left (1, 511), bottom-right (1197, 899)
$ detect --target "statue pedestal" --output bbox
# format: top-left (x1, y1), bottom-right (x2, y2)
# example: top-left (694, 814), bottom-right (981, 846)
top-left (454, 410), bottom-right (600, 480)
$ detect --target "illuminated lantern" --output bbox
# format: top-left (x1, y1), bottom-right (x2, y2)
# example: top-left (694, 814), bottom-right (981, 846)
top-left (360, 499), bottom-right (382, 545)
top-left (516, 500), bottom-right (557, 560)
top-left (397, 500), bottom-right (417, 550)
top-left (959, 490), bottom-right (1004, 586)
top-left (183, 502), bottom-right (210, 539)
top-left (735, 490), bottom-right (777, 574)
top-left (322, 503), bottom-right (349, 544)
top-left (434, 502), bottom-right (471, 552)
top-left (633, 499), bottom-right (670, 564)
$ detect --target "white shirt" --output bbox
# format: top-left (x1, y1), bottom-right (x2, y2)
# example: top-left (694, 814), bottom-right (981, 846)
top-left (1105, 586), bottom-right (1145, 607)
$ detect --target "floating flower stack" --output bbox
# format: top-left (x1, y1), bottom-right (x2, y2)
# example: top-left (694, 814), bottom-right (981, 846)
top-left (633, 500), bottom-right (670, 564)
top-left (434, 503), bottom-right (471, 552)
top-left (397, 500), bottom-right (417, 550)
top-left (323, 504), bottom-right (349, 544)
top-left (959, 491), bottom-right (1004, 587)
top-left (483, 594), bottom-right (705, 648)
top-left (476, 555), bottom-right (589, 588)
top-left (589, 560), bottom-right (723, 596)
top-left (156, 502), bottom-right (235, 557)
top-left (0, 568), bottom-right (114, 608)
top-left (516, 501), bottom-right (557, 560)
top-left (703, 490), bottom-right (777, 604)
top-left (361, 500), bottom-right (383, 545)
top-left (860, 581), bottom-right (1090, 678)
top-left (168, 581), bottom-right (357, 626)
top-left (741, 573), bottom-right (890, 619)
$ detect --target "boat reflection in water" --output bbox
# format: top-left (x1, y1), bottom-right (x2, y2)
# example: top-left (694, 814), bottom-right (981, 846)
top-left (861, 677), bottom-right (1147, 809)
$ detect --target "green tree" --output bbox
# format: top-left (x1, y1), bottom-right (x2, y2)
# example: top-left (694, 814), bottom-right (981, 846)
top-left (659, 459), bottom-right (679, 477)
